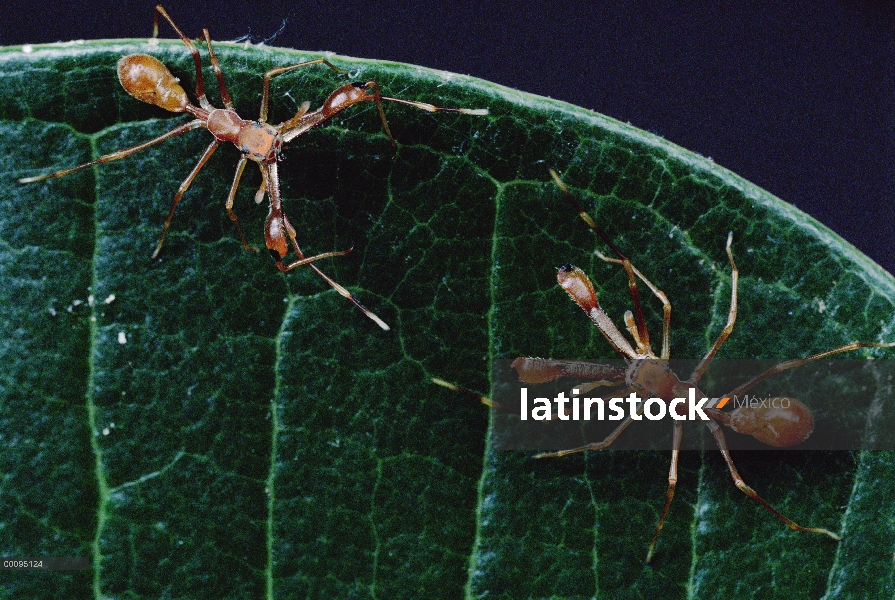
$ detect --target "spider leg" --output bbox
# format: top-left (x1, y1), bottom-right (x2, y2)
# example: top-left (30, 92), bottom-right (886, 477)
top-left (152, 140), bottom-right (221, 259)
top-left (705, 419), bottom-right (840, 539)
top-left (363, 82), bottom-right (490, 149)
top-left (202, 29), bottom-right (234, 110)
top-left (260, 59), bottom-right (346, 123)
top-left (689, 232), bottom-right (737, 383)
top-left (534, 391), bottom-right (640, 459)
top-left (647, 420), bottom-right (683, 562)
top-left (431, 378), bottom-right (508, 410)
top-left (19, 120), bottom-right (204, 183)
top-left (153, 5), bottom-right (212, 110)
top-left (224, 156), bottom-right (258, 253)
top-left (279, 224), bottom-right (355, 268)
top-left (725, 341), bottom-right (895, 400)
top-left (280, 215), bottom-right (387, 330)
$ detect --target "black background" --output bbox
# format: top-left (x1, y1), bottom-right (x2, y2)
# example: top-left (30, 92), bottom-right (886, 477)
top-left (2, 0), bottom-right (892, 273)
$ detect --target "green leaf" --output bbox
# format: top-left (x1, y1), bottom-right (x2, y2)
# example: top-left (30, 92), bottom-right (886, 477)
top-left (1, 41), bottom-right (893, 599)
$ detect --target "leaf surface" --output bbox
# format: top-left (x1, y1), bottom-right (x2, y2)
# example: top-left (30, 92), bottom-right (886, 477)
top-left (0, 41), bottom-right (893, 599)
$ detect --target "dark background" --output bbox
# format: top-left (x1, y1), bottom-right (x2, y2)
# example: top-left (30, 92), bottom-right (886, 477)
top-left (2, 0), bottom-right (892, 273)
